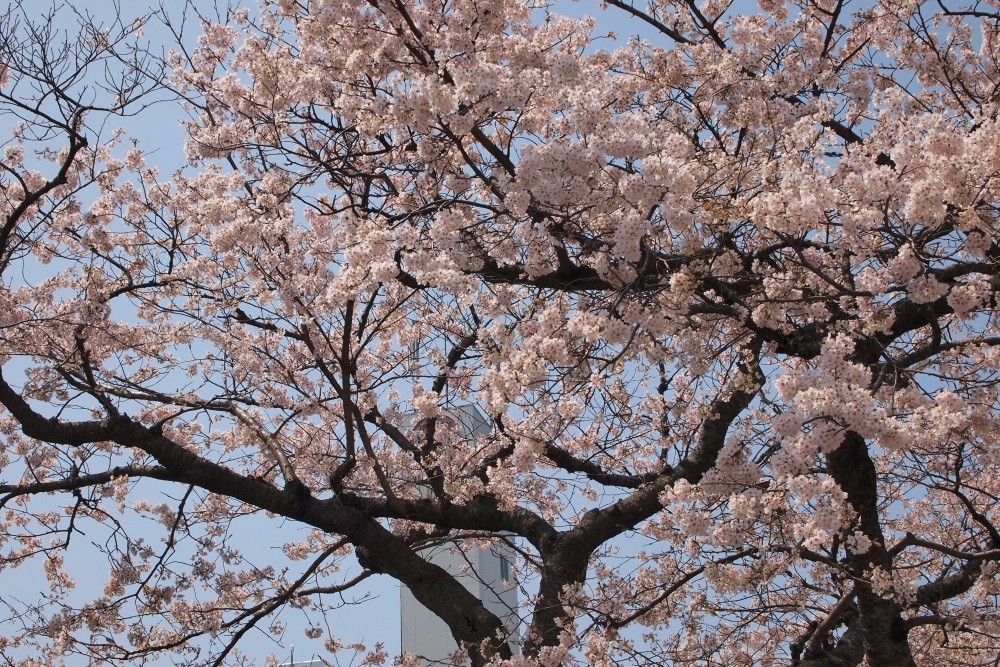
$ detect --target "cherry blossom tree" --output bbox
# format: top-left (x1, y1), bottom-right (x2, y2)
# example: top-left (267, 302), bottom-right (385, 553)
top-left (3, 0), bottom-right (1000, 664)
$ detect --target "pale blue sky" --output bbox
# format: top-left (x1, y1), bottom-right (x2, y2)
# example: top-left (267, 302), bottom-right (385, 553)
top-left (0, 1), bottom-right (759, 664)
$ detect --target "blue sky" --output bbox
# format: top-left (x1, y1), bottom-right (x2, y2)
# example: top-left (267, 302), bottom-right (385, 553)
top-left (0, 0), bottom-right (765, 664)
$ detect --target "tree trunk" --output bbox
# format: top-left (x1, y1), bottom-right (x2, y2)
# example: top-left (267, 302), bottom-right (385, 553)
top-left (826, 431), bottom-right (916, 667)
top-left (523, 535), bottom-right (590, 657)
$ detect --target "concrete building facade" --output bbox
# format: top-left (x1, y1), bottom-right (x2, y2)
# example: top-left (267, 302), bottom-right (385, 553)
top-left (400, 405), bottom-right (521, 665)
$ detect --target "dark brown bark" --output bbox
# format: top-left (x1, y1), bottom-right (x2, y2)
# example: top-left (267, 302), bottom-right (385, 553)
top-left (795, 618), bottom-right (866, 667)
top-left (103, 416), bottom-right (514, 664)
top-left (0, 371), bottom-right (512, 665)
top-left (826, 432), bottom-right (916, 667)
top-left (523, 347), bottom-right (763, 656)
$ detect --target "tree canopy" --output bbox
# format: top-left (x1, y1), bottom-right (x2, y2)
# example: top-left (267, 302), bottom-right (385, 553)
top-left (2, 0), bottom-right (1000, 665)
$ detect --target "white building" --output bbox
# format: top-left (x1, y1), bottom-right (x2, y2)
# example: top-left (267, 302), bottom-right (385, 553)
top-left (280, 655), bottom-right (329, 667)
top-left (400, 405), bottom-right (521, 665)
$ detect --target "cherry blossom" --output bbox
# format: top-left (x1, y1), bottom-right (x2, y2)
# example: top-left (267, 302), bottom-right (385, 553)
top-left (2, 0), bottom-right (1000, 665)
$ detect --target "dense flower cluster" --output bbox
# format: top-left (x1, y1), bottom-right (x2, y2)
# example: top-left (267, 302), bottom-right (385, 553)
top-left (2, 0), bottom-right (1000, 665)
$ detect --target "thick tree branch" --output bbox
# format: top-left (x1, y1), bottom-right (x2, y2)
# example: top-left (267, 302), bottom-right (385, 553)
top-left (0, 464), bottom-right (174, 510)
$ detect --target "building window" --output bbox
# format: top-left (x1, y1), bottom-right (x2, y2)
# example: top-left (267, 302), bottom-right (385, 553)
top-left (500, 556), bottom-right (511, 583)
